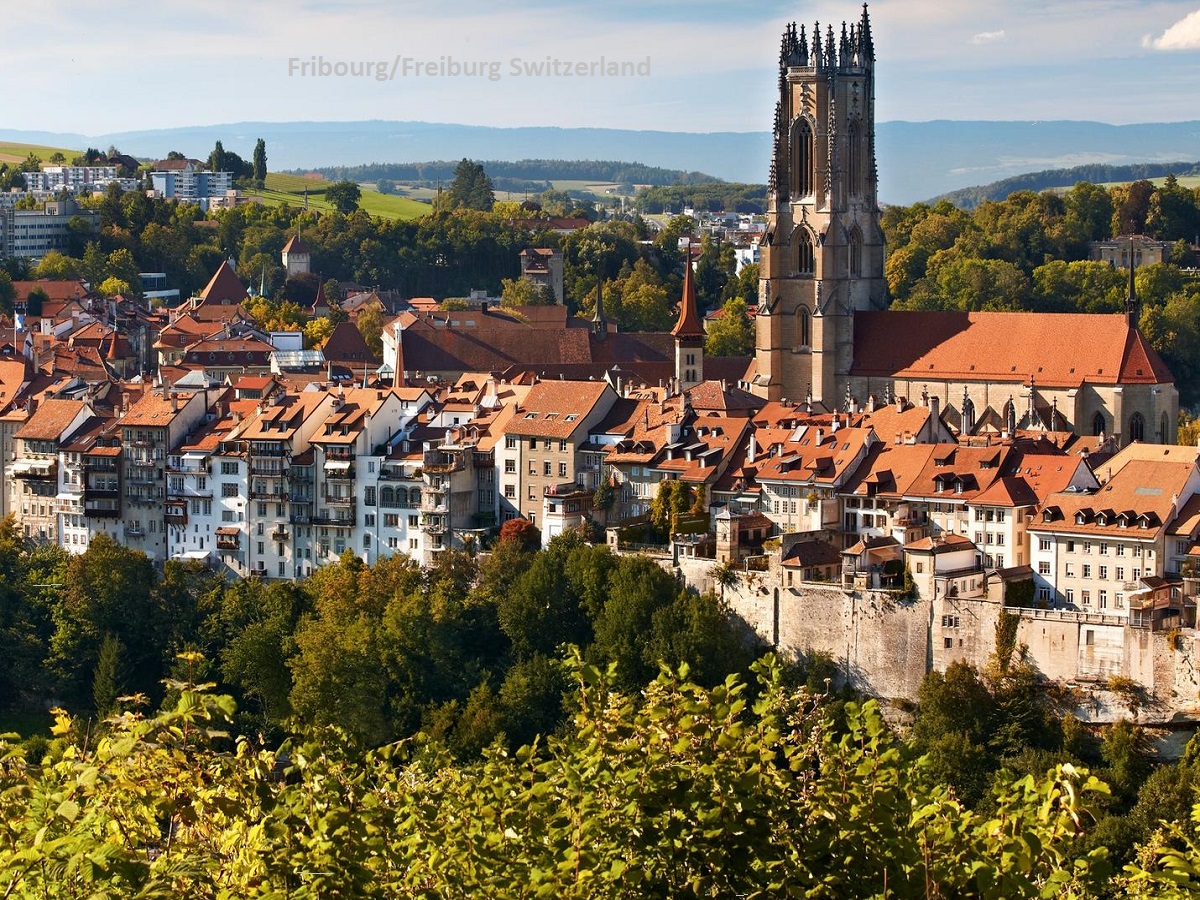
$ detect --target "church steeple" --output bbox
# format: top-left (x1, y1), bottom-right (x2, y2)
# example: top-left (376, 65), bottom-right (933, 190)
top-left (672, 244), bottom-right (705, 390)
top-left (591, 276), bottom-right (607, 340)
top-left (1125, 237), bottom-right (1140, 326)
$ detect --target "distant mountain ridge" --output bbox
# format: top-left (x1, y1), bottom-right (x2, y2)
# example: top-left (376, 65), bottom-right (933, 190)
top-left (3, 119), bottom-right (1199, 205)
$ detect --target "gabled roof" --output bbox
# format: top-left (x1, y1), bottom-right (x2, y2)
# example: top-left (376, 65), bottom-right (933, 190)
top-left (198, 261), bottom-right (248, 306)
top-left (322, 320), bottom-right (376, 365)
top-left (15, 399), bottom-right (86, 442)
top-left (851, 311), bottom-right (1174, 387)
top-left (282, 234), bottom-right (312, 255)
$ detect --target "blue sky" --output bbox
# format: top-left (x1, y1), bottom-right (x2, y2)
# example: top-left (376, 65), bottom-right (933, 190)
top-left (6, 1), bottom-right (1200, 136)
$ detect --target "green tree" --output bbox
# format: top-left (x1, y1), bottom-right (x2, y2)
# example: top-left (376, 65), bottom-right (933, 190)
top-left (705, 296), bottom-right (754, 356)
top-left (91, 633), bottom-right (125, 717)
top-left (446, 158), bottom-right (495, 211)
top-left (354, 303), bottom-right (384, 357)
top-left (325, 181), bottom-right (362, 214)
top-left (31, 250), bottom-right (79, 280)
top-left (252, 137), bottom-right (267, 185)
top-left (500, 276), bottom-right (555, 307)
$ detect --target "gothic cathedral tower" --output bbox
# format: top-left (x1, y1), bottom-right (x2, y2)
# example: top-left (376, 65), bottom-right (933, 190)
top-left (752, 5), bottom-right (887, 406)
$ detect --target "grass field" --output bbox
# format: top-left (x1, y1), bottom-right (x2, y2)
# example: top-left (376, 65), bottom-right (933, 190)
top-left (0, 140), bottom-right (82, 166)
top-left (1097, 174), bottom-right (1200, 191)
top-left (251, 172), bottom-right (430, 220)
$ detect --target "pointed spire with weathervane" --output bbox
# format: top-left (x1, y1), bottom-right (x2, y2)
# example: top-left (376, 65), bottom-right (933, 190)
top-left (591, 272), bottom-right (607, 340)
top-left (672, 240), bottom-right (706, 390)
top-left (1125, 237), bottom-right (1140, 327)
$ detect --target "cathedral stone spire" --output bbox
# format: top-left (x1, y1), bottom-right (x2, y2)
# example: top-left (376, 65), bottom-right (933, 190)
top-left (859, 3), bottom-right (875, 62)
top-left (591, 275), bottom-right (607, 340)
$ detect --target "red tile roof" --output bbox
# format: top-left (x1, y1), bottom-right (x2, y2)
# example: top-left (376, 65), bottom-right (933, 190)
top-left (198, 261), bottom-right (248, 306)
top-left (852, 311), bottom-right (1174, 387)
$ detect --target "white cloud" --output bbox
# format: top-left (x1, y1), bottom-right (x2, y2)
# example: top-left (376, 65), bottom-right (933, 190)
top-left (970, 29), bottom-right (1007, 44)
top-left (1148, 7), bottom-right (1200, 50)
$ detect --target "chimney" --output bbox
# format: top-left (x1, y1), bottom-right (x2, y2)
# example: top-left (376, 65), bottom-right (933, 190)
top-left (896, 395), bottom-right (904, 413)
top-left (747, 432), bottom-right (757, 463)
top-left (831, 415), bottom-right (840, 433)
top-left (121, 391), bottom-right (130, 414)
top-left (867, 394), bottom-right (877, 413)
top-left (169, 392), bottom-right (178, 412)
top-left (929, 395), bottom-right (940, 423)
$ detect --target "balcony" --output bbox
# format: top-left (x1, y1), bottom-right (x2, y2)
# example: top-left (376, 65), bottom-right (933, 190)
top-left (271, 527), bottom-right (291, 542)
top-left (324, 465), bottom-right (356, 481)
top-left (378, 465), bottom-right (414, 481)
top-left (126, 525), bottom-right (145, 538)
top-left (250, 487), bottom-right (288, 500)
top-left (423, 450), bottom-right (463, 474)
top-left (324, 495), bottom-right (355, 507)
top-left (311, 512), bottom-right (355, 527)
top-left (126, 474), bottom-right (160, 486)
top-left (217, 536), bottom-right (240, 551)
top-left (10, 459), bottom-right (56, 480)
top-left (422, 518), bottom-right (447, 534)
top-left (84, 503), bottom-right (120, 519)
top-left (289, 510), bottom-right (312, 525)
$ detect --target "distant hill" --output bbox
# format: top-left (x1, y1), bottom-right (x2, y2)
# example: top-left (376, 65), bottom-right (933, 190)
top-left (306, 159), bottom-right (722, 188)
top-left (2, 118), bottom-right (1199, 205)
top-left (932, 161), bottom-right (1200, 208)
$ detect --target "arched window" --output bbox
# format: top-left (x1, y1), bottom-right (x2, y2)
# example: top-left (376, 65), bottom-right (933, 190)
top-left (1003, 400), bottom-right (1016, 434)
top-left (380, 486), bottom-right (395, 508)
top-left (795, 306), bottom-right (810, 349)
top-left (790, 118), bottom-right (814, 197)
top-left (1129, 412), bottom-right (1145, 443)
top-left (847, 119), bottom-right (862, 196)
top-left (849, 227), bottom-right (863, 277)
top-left (962, 398), bottom-right (976, 434)
top-left (796, 229), bottom-right (815, 275)
top-left (1161, 412), bottom-right (1170, 443)
top-left (1092, 411), bottom-right (1106, 436)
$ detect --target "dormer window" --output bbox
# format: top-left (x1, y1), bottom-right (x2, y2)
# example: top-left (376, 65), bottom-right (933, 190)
top-left (1075, 512), bottom-right (1086, 525)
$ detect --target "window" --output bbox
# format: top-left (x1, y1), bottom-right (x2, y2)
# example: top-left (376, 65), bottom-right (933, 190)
top-left (409, 515), bottom-right (419, 527)
top-left (1116, 544), bottom-right (1125, 557)
top-left (504, 484), bottom-right (515, 498)
top-left (1066, 589), bottom-right (1074, 604)
top-left (1083, 542), bottom-right (1092, 554)
top-left (543, 461), bottom-right (552, 476)
top-left (505, 436), bottom-right (516, 449)
top-left (1092, 411), bottom-right (1106, 437)
top-left (795, 306), bottom-right (810, 348)
top-left (1129, 412), bottom-right (1145, 443)
top-left (365, 486), bottom-right (376, 506)
top-left (559, 440), bottom-right (567, 452)
top-left (1066, 540), bottom-right (1075, 552)
top-left (220, 461), bottom-right (238, 475)
top-left (849, 226), bottom-right (863, 277)
top-left (1099, 566), bottom-right (1107, 580)
top-left (1039, 538), bottom-right (1051, 551)
top-left (363, 534), bottom-right (371, 549)
top-left (1038, 561), bottom-right (1050, 575)
top-left (221, 483), bottom-right (238, 498)
top-left (796, 229), bottom-right (814, 275)
top-left (528, 486), bottom-right (536, 500)
top-left (1099, 543), bottom-right (1109, 555)
top-left (790, 117), bottom-right (814, 197)
top-left (1099, 590), bottom-right (1108, 609)
top-left (257, 541), bottom-right (264, 555)
top-left (558, 462), bottom-right (568, 477)
top-left (1081, 590), bottom-right (1091, 606)
top-left (1082, 564), bottom-right (1091, 578)
top-left (543, 440), bottom-right (552, 451)
top-left (365, 514), bottom-right (376, 527)
top-left (1037, 587), bottom-right (1051, 602)
top-left (505, 459), bottom-right (515, 473)
top-left (1116, 567), bottom-right (1124, 581)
